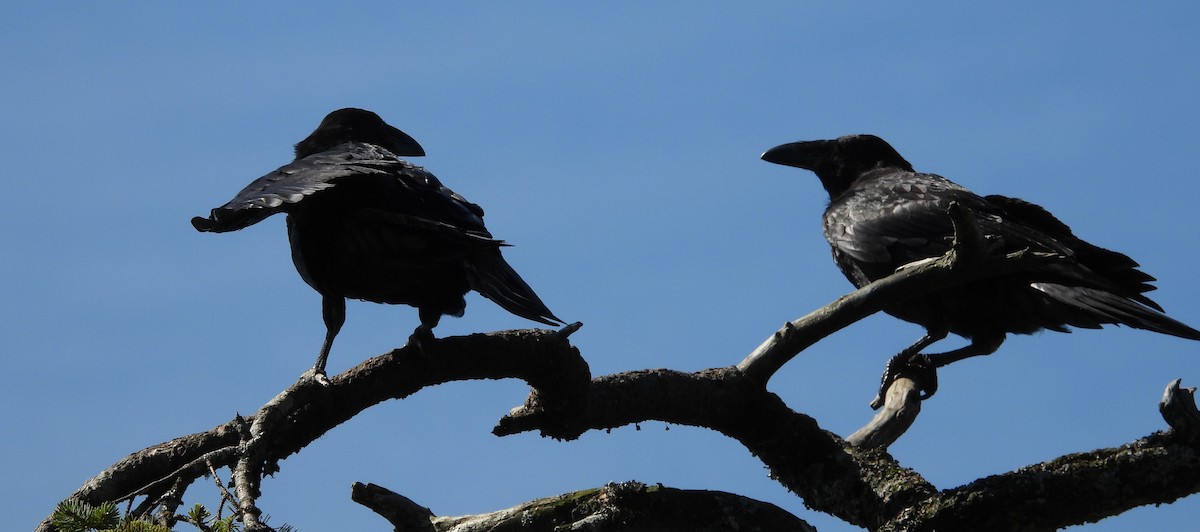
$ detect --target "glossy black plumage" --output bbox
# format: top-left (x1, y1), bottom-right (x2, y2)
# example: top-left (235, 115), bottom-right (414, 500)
top-left (762, 134), bottom-right (1199, 402)
top-left (193, 108), bottom-right (562, 376)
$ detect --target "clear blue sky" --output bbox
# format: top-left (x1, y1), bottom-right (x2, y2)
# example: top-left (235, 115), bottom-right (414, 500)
top-left (4, 3), bottom-right (1198, 530)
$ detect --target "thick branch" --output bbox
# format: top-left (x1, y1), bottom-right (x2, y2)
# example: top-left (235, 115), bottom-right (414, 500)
top-left (500, 365), bottom-right (1200, 530)
top-left (231, 375), bottom-right (324, 529)
top-left (846, 377), bottom-right (922, 449)
top-left (889, 430), bottom-right (1200, 531)
top-left (352, 481), bottom-right (817, 532)
top-left (351, 483), bottom-right (435, 532)
top-left (497, 367), bottom-right (937, 528)
top-left (38, 325), bottom-right (588, 532)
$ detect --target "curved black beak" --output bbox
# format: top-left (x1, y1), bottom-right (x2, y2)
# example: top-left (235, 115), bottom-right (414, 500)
top-left (760, 140), bottom-right (830, 170)
top-left (384, 125), bottom-right (425, 157)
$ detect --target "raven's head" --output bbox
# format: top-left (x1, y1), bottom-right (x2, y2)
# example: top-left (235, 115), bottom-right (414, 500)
top-left (294, 108), bottom-right (426, 159)
top-left (761, 134), bottom-right (912, 198)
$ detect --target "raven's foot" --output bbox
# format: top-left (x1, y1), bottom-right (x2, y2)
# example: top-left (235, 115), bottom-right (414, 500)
top-left (870, 352), bottom-right (938, 410)
top-left (407, 325), bottom-right (436, 354)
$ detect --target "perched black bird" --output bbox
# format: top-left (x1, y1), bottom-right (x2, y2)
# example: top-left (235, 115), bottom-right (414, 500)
top-left (762, 134), bottom-right (1200, 405)
top-left (193, 108), bottom-right (562, 378)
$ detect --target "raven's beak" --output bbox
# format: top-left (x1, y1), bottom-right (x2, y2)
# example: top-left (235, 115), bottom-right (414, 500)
top-left (386, 125), bottom-right (426, 157)
top-left (760, 140), bottom-right (830, 170)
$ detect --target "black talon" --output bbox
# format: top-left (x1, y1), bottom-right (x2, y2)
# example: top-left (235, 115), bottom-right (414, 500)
top-left (908, 354), bottom-right (939, 400)
top-left (407, 324), bottom-right (436, 354)
top-left (870, 352), bottom-right (939, 409)
top-left (406, 309), bottom-right (442, 354)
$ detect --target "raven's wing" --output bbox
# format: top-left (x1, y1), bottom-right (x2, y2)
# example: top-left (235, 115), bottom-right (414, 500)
top-left (983, 194), bottom-right (1161, 309)
top-left (828, 176), bottom-right (1200, 339)
top-left (824, 172), bottom-right (1088, 284)
top-left (989, 194), bottom-right (1200, 339)
top-left (824, 172), bottom-right (989, 271)
top-left (338, 198), bottom-right (561, 327)
top-left (190, 142), bottom-right (478, 233)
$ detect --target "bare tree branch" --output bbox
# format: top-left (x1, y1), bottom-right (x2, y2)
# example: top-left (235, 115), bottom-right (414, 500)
top-left (885, 428), bottom-right (1200, 531)
top-left (500, 368), bottom-right (1200, 530)
top-left (846, 377), bottom-right (922, 449)
top-left (352, 481), bottom-right (817, 532)
top-left (38, 326), bottom-right (587, 532)
top-left (39, 220), bottom-right (1199, 530)
top-left (351, 483), bottom-right (435, 532)
top-left (497, 366), bottom-right (939, 528)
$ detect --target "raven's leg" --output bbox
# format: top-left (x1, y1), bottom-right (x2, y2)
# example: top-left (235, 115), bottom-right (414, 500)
top-left (311, 295), bottom-right (346, 380)
top-left (920, 334), bottom-right (1004, 370)
top-left (871, 332), bottom-right (1004, 408)
top-left (408, 308), bottom-right (441, 353)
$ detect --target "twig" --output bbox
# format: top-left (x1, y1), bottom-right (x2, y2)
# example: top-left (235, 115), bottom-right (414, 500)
top-left (1160, 378), bottom-right (1200, 442)
top-left (233, 372), bottom-right (328, 529)
top-left (116, 446), bottom-right (239, 504)
top-left (205, 461), bottom-right (239, 513)
top-left (846, 377), bottom-right (922, 449)
top-left (351, 482), bottom-right (435, 532)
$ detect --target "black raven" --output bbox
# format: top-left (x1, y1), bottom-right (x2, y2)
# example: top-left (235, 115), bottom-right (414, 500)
top-left (193, 108), bottom-right (562, 378)
top-left (762, 134), bottom-right (1200, 405)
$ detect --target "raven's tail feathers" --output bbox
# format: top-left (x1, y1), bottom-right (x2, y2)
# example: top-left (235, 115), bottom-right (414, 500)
top-left (1032, 283), bottom-right (1200, 341)
top-left (467, 251), bottom-right (563, 327)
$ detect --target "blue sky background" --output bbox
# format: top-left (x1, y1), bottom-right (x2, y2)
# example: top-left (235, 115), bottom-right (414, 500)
top-left (4, 3), bottom-right (1198, 531)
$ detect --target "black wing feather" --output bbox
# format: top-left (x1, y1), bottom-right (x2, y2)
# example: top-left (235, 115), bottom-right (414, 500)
top-left (192, 143), bottom-right (407, 233)
top-left (825, 170), bottom-right (1199, 340)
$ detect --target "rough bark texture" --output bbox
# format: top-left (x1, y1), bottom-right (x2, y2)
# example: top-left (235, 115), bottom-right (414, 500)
top-left (846, 378), bottom-right (921, 450)
top-left (352, 481), bottom-right (818, 532)
top-left (38, 223), bottom-right (1200, 531)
